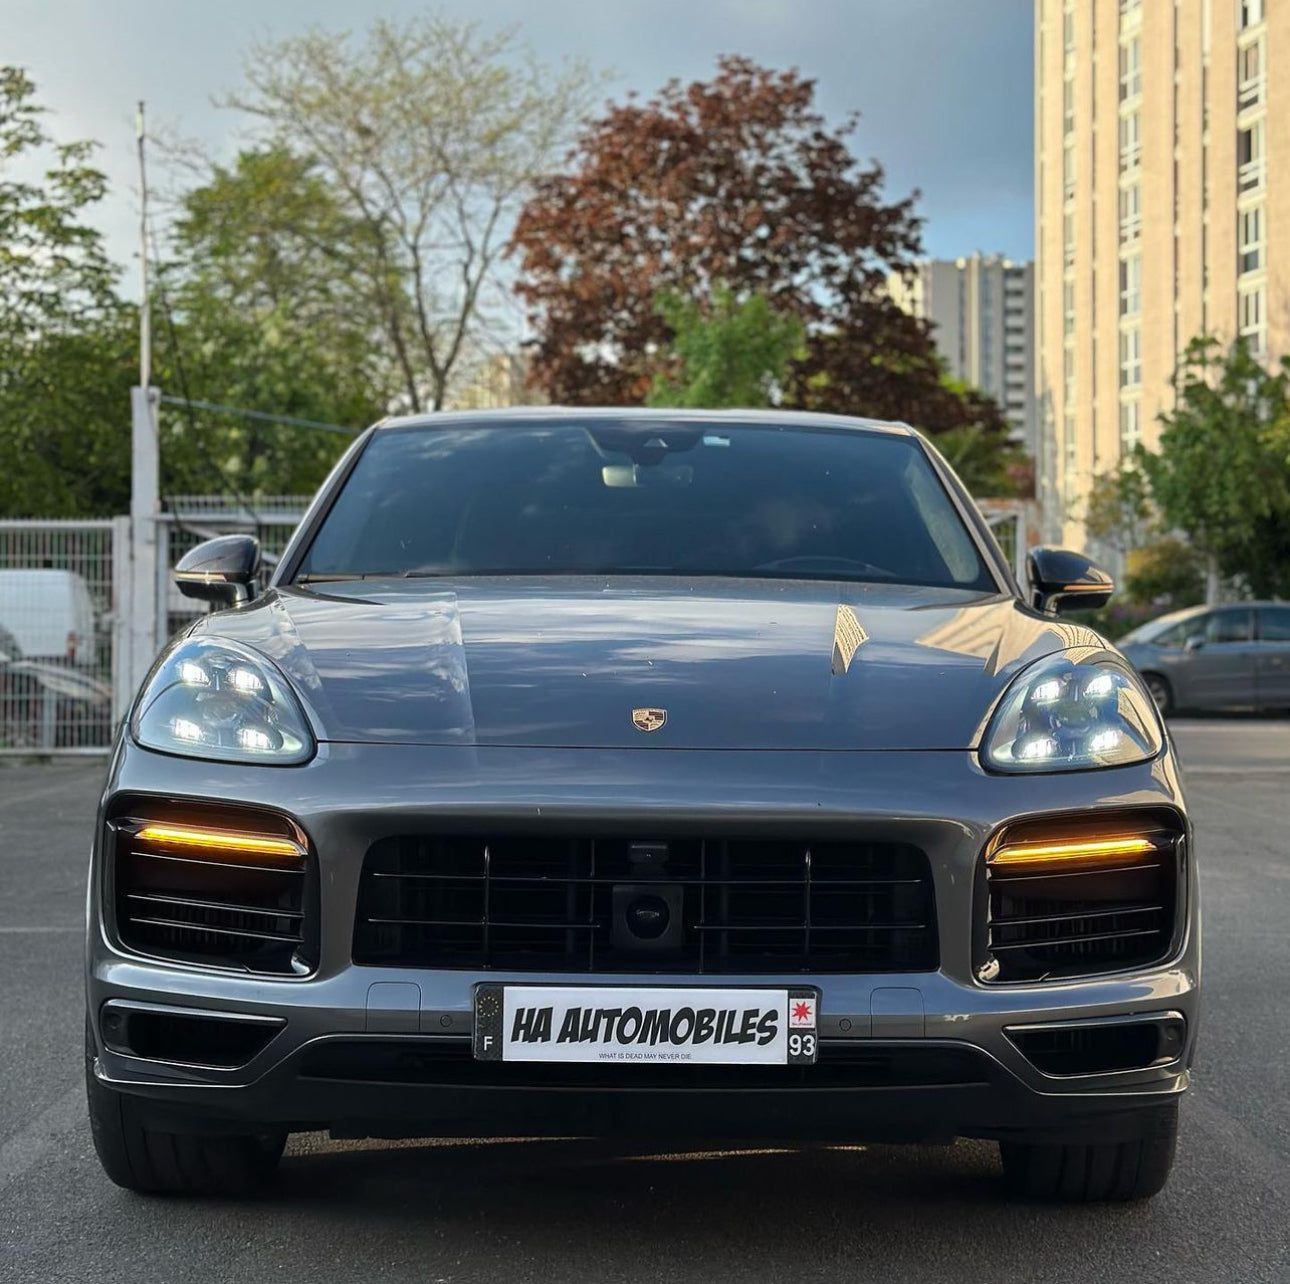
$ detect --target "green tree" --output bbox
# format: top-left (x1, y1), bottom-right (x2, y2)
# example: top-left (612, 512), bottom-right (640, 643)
top-left (1140, 336), bottom-right (1290, 597)
top-left (155, 146), bottom-right (385, 495)
top-left (227, 15), bottom-right (598, 411)
top-left (646, 289), bottom-right (804, 409)
top-left (0, 67), bottom-right (132, 517)
top-left (1083, 464), bottom-right (1154, 556)
top-left (0, 67), bottom-right (118, 340)
top-left (1125, 537), bottom-right (1205, 609)
top-left (931, 423), bottom-right (1027, 499)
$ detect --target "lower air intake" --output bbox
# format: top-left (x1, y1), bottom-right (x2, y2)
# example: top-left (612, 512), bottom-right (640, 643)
top-left (984, 818), bottom-right (1182, 982)
top-left (111, 802), bottom-right (313, 975)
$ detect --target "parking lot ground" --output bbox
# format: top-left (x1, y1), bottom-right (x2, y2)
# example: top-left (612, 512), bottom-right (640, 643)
top-left (1169, 716), bottom-right (1290, 774)
top-left (1, 739), bottom-right (1287, 1284)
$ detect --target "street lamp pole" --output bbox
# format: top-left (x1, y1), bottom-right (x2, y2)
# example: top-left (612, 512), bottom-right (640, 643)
top-left (128, 100), bottom-right (160, 704)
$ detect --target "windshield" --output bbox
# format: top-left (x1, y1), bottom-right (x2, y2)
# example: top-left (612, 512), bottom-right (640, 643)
top-left (296, 420), bottom-right (997, 591)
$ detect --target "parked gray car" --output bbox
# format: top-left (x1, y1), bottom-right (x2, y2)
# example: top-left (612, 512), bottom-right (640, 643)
top-left (85, 410), bottom-right (1197, 1204)
top-left (1119, 601), bottom-right (1290, 714)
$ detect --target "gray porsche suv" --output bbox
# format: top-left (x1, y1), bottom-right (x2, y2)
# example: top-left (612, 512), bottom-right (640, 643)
top-left (86, 410), bottom-right (1197, 1202)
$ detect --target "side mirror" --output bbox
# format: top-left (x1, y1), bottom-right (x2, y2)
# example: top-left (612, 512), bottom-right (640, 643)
top-left (1026, 546), bottom-right (1115, 615)
top-left (173, 535), bottom-right (261, 607)
top-left (1184, 634), bottom-right (1206, 653)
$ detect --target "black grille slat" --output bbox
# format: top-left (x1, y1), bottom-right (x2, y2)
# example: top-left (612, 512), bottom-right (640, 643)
top-left (126, 892), bottom-right (304, 921)
top-left (985, 833), bottom-right (1178, 982)
top-left (996, 903), bottom-right (1162, 929)
top-left (353, 834), bottom-right (937, 974)
top-left (991, 925), bottom-right (1161, 951)
top-left (692, 922), bottom-right (928, 933)
top-left (125, 915), bottom-right (302, 946)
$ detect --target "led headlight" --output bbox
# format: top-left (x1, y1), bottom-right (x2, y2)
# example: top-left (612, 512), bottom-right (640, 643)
top-left (982, 649), bottom-right (1163, 773)
top-left (132, 639), bottom-right (314, 765)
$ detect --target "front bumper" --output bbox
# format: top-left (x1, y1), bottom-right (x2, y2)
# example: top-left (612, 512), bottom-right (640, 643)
top-left (87, 741), bottom-right (1200, 1144)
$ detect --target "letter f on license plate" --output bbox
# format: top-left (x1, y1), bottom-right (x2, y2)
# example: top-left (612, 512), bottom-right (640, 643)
top-left (473, 985), bottom-right (818, 1065)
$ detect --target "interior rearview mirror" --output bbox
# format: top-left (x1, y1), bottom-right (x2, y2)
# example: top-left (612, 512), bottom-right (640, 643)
top-left (1025, 546), bottom-right (1115, 615)
top-left (173, 534), bottom-right (262, 608)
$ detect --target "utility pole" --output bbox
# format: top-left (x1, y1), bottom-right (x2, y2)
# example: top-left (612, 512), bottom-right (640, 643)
top-left (127, 100), bottom-right (160, 707)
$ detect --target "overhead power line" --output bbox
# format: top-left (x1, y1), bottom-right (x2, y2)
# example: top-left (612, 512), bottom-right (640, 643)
top-left (156, 397), bottom-right (359, 436)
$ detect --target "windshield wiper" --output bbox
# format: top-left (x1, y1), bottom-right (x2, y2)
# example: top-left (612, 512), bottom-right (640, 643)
top-left (294, 572), bottom-right (401, 584)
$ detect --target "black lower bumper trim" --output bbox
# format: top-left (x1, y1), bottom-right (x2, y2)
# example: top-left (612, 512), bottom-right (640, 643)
top-left (100, 1034), bottom-right (1187, 1148)
top-left (297, 1038), bottom-right (993, 1091)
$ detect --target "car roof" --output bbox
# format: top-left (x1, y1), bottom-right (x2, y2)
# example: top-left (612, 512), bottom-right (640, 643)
top-left (1146, 600), bottom-right (1285, 628)
top-left (375, 406), bottom-right (917, 437)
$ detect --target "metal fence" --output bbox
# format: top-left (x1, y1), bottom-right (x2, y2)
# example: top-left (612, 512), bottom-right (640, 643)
top-left (0, 500), bottom-right (310, 755)
top-left (0, 518), bottom-right (125, 753)
top-left (981, 501), bottom-right (1040, 585)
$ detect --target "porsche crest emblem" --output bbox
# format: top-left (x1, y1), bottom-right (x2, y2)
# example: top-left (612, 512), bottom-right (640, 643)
top-left (631, 707), bottom-right (667, 733)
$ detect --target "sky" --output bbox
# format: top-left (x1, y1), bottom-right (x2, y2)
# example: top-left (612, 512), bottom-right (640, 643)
top-left (7, 0), bottom-right (1034, 285)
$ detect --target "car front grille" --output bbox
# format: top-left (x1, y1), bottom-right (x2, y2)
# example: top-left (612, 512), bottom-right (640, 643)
top-left (111, 803), bottom-right (314, 975)
top-left (353, 834), bottom-right (938, 974)
top-left (984, 821), bottom-right (1182, 982)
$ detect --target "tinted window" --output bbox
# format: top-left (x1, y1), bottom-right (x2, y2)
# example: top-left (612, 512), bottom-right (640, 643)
top-left (1205, 610), bottom-right (1253, 643)
top-left (300, 422), bottom-right (995, 589)
top-left (1258, 606), bottom-right (1290, 641)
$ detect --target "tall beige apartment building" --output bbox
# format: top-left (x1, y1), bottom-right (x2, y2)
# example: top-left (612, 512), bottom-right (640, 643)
top-left (888, 254), bottom-right (1037, 456)
top-left (1036, 0), bottom-right (1288, 547)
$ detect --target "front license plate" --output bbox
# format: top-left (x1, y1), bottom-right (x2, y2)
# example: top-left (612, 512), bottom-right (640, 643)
top-left (473, 985), bottom-right (818, 1065)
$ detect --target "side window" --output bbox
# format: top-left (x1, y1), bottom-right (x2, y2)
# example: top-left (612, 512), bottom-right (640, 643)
top-left (1152, 621), bottom-right (1190, 648)
top-left (1206, 610), bottom-right (1252, 643)
top-left (1258, 607), bottom-right (1290, 641)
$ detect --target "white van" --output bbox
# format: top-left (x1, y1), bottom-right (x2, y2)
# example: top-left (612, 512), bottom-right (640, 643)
top-left (0, 569), bottom-right (99, 665)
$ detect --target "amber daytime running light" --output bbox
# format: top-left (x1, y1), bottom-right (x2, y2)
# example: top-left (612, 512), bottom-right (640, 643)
top-left (134, 822), bottom-right (304, 862)
top-left (988, 835), bottom-right (1156, 868)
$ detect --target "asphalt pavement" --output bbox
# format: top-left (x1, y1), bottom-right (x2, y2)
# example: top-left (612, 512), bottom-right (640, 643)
top-left (1, 723), bottom-right (1287, 1283)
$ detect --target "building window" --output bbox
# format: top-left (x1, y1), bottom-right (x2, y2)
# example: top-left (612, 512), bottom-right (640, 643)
top-left (1238, 39), bottom-right (1264, 112)
top-left (1238, 120), bottom-right (1265, 192)
top-left (1063, 280), bottom-right (1075, 336)
top-left (1119, 38), bottom-right (1142, 102)
top-left (1239, 206), bottom-right (1264, 275)
top-left (1239, 285), bottom-right (1266, 355)
top-left (1063, 211), bottom-right (1076, 267)
top-left (1120, 327), bottom-right (1142, 388)
top-left (1063, 4), bottom-right (1076, 51)
top-left (1119, 0), bottom-right (1142, 16)
top-left (1063, 78), bottom-right (1075, 135)
top-left (1063, 411), bottom-right (1077, 487)
top-left (1119, 183), bottom-right (1141, 244)
top-left (1119, 253), bottom-right (1142, 316)
top-left (1063, 345), bottom-right (1076, 406)
top-left (1063, 139), bottom-right (1077, 201)
top-left (1119, 110), bottom-right (1141, 172)
top-left (1119, 399), bottom-right (1142, 454)
top-left (1239, 0), bottom-right (1265, 31)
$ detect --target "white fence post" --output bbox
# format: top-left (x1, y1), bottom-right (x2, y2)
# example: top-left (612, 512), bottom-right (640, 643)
top-left (111, 515), bottom-right (133, 726)
top-left (128, 387), bottom-right (160, 698)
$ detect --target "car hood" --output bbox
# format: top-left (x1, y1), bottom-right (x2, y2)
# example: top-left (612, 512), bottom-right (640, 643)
top-left (193, 578), bottom-right (1095, 751)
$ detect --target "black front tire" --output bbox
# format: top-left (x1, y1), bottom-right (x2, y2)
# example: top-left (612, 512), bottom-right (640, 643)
top-left (999, 1104), bottom-right (1179, 1202)
top-left (85, 1021), bottom-right (286, 1196)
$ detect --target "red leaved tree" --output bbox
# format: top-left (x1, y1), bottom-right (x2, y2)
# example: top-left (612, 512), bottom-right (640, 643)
top-left (510, 57), bottom-right (1010, 440)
